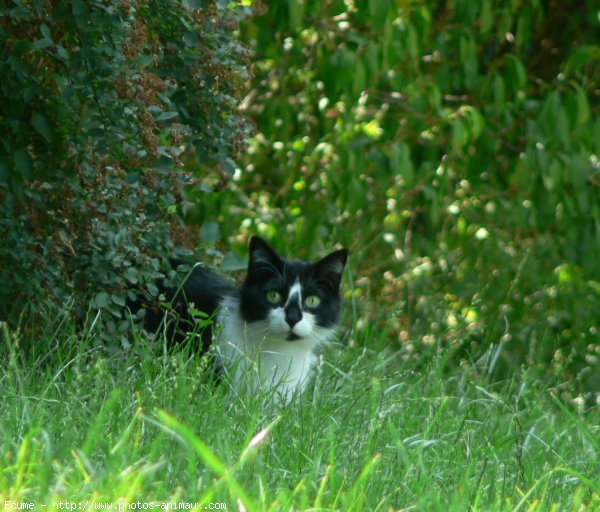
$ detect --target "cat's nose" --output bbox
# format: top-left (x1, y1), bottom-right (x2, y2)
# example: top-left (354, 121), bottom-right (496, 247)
top-left (285, 304), bottom-right (302, 328)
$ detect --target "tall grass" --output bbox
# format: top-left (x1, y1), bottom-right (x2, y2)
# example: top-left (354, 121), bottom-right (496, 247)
top-left (1, 320), bottom-right (598, 510)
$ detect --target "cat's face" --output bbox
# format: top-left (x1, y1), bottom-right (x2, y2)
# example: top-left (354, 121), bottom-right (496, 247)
top-left (239, 237), bottom-right (349, 342)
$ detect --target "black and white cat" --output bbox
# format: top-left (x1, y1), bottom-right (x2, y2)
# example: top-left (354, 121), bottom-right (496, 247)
top-left (143, 236), bottom-right (348, 402)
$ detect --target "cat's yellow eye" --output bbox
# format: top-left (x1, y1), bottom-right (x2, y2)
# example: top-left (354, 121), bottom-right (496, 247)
top-left (305, 295), bottom-right (321, 308)
top-left (267, 290), bottom-right (282, 304)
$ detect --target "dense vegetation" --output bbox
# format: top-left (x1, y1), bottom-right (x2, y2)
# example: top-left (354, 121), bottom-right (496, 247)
top-left (0, 0), bottom-right (250, 342)
top-left (209, 0), bottom-right (599, 399)
top-left (1, 0), bottom-right (598, 394)
top-left (1, 0), bottom-right (599, 508)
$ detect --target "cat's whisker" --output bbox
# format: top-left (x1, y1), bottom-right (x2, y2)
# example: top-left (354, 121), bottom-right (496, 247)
top-left (137, 236), bottom-right (348, 405)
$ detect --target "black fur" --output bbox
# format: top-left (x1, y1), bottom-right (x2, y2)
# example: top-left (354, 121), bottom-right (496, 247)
top-left (240, 237), bottom-right (348, 329)
top-left (135, 236), bottom-right (348, 351)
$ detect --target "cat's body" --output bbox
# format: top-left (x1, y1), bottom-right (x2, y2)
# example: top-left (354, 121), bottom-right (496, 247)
top-left (141, 237), bottom-right (348, 402)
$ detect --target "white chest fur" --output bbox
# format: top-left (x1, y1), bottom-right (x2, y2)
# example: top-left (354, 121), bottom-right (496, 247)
top-left (215, 296), bottom-right (335, 403)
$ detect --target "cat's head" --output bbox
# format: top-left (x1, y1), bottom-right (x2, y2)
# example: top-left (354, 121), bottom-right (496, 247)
top-left (239, 236), bottom-right (349, 343)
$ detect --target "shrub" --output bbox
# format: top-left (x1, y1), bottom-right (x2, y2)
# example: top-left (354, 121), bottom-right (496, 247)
top-left (0, 0), bottom-right (250, 343)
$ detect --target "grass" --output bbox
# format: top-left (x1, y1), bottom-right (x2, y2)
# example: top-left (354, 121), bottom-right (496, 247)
top-left (1, 321), bottom-right (599, 511)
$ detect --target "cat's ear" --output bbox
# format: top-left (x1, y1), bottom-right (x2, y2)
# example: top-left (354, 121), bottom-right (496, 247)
top-left (248, 236), bottom-right (283, 270)
top-left (316, 248), bottom-right (349, 289)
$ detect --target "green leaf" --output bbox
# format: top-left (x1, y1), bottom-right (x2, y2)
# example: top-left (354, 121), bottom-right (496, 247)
top-left (222, 157), bottom-right (236, 176)
top-left (111, 294), bottom-right (126, 307)
top-left (133, 54), bottom-right (154, 68)
top-left (0, 163), bottom-right (8, 184)
top-left (288, 0), bottom-right (305, 30)
top-left (555, 106), bottom-right (571, 149)
top-left (569, 154), bottom-right (589, 192)
top-left (364, 42), bottom-right (380, 81)
top-left (509, 153), bottom-right (532, 189)
top-left (369, 0), bottom-right (391, 29)
top-left (40, 23), bottom-right (51, 39)
top-left (146, 283), bottom-right (159, 297)
top-left (492, 74), bottom-right (505, 114)
top-left (93, 292), bottom-right (110, 308)
top-left (33, 38), bottom-right (53, 49)
top-left (32, 112), bottom-right (54, 142)
top-left (389, 143), bottom-right (415, 187)
top-left (480, 0), bottom-right (492, 35)
top-left (506, 55), bottom-right (527, 91)
top-left (70, 0), bottom-right (88, 16)
top-left (221, 251), bottom-right (247, 271)
top-left (574, 85), bottom-right (590, 125)
top-left (156, 111), bottom-right (179, 121)
top-left (14, 149), bottom-right (33, 180)
top-left (462, 106), bottom-right (484, 141)
top-left (10, 4), bottom-right (31, 19)
top-left (154, 155), bottom-right (175, 171)
top-left (542, 160), bottom-right (560, 191)
top-left (199, 221), bottom-right (220, 244)
top-left (10, 173), bottom-right (25, 201)
top-left (563, 45), bottom-right (600, 75)
top-left (55, 44), bottom-right (69, 61)
top-left (406, 24), bottom-right (419, 63)
top-left (515, 7), bottom-right (532, 53)
top-left (352, 59), bottom-right (367, 97)
top-left (451, 118), bottom-right (468, 152)
top-left (183, 29), bottom-right (199, 46)
top-left (124, 266), bottom-right (139, 284)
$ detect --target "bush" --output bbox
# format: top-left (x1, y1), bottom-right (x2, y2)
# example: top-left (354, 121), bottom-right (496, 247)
top-left (0, 0), bottom-right (250, 343)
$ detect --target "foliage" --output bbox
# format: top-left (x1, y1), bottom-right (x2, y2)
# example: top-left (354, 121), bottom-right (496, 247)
top-left (1, 0), bottom-right (598, 396)
top-left (198, 0), bottom-right (600, 396)
top-left (1, 324), bottom-right (599, 509)
top-left (0, 0), bottom-right (250, 340)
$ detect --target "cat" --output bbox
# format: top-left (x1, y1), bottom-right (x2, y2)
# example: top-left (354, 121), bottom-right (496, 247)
top-left (140, 236), bottom-right (349, 403)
